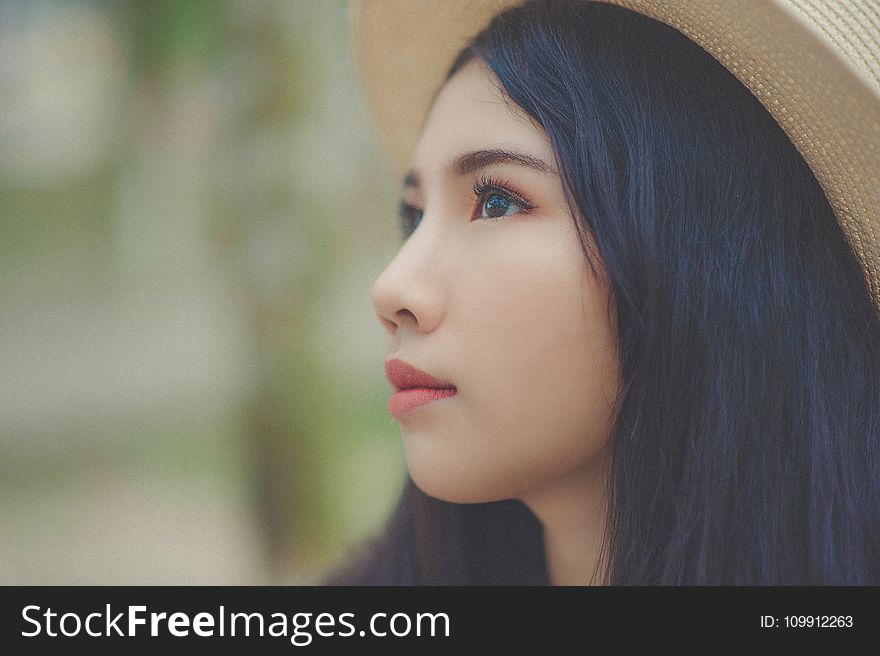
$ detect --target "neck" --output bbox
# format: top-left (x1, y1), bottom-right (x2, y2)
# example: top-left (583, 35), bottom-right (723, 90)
top-left (519, 457), bottom-right (609, 586)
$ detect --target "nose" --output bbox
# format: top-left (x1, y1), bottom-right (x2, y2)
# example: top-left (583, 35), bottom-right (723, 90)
top-left (370, 239), bottom-right (445, 336)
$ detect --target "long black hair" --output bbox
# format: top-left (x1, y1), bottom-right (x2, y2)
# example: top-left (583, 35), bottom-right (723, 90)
top-left (327, 0), bottom-right (880, 585)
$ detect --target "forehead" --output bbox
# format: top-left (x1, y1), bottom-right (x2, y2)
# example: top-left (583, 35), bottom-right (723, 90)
top-left (409, 59), bottom-right (554, 179)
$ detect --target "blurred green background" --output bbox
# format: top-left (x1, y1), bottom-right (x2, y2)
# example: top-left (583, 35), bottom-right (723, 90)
top-left (0, 0), bottom-right (407, 583)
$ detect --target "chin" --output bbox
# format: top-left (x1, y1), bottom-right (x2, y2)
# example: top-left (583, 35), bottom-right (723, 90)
top-left (407, 464), bottom-right (517, 505)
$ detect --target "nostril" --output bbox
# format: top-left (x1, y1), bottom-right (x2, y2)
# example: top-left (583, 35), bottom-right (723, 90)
top-left (395, 308), bottom-right (417, 323)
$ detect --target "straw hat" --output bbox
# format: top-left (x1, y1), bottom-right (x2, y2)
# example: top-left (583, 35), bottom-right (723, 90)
top-left (348, 0), bottom-right (880, 311)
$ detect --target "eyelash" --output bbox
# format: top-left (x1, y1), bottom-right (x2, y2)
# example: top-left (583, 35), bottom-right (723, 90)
top-left (397, 174), bottom-right (535, 239)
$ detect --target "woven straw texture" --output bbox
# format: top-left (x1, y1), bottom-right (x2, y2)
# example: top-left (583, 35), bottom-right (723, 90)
top-left (348, 0), bottom-right (880, 310)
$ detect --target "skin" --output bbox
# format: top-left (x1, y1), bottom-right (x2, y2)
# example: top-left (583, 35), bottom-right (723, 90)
top-left (370, 58), bottom-right (622, 585)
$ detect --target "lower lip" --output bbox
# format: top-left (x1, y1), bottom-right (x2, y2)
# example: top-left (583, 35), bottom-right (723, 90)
top-left (389, 387), bottom-right (457, 420)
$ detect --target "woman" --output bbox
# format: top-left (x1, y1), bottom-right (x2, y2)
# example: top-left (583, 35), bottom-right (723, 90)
top-left (327, 0), bottom-right (880, 585)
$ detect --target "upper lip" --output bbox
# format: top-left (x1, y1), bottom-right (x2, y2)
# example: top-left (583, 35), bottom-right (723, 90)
top-left (385, 358), bottom-right (456, 392)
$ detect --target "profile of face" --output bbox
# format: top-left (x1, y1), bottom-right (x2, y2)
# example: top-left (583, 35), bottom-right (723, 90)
top-left (370, 58), bottom-right (621, 505)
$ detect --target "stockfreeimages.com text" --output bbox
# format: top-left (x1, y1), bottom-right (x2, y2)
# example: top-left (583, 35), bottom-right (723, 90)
top-left (22, 605), bottom-right (450, 645)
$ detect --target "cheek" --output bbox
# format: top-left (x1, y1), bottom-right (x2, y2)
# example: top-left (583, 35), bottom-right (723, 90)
top-left (422, 225), bottom-right (620, 500)
top-left (472, 243), bottom-right (615, 432)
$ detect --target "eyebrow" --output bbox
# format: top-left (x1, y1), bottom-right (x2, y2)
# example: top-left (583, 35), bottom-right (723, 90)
top-left (403, 148), bottom-right (558, 190)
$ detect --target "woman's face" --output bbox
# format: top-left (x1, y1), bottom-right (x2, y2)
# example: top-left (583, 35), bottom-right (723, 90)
top-left (371, 58), bottom-right (621, 504)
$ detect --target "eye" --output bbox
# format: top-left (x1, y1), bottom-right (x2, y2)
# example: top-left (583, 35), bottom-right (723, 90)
top-left (396, 174), bottom-right (536, 240)
top-left (472, 174), bottom-right (535, 220)
top-left (398, 201), bottom-right (422, 239)
top-left (479, 192), bottom-right (521, 219)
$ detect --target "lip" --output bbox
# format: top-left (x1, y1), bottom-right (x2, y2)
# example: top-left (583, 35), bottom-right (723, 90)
top-left (384, 359), bottom-right (455, 392)
top-left (385, 359), bottom-right (457, 420)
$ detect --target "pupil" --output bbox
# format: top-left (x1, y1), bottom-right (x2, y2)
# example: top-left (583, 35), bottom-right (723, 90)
top-left (485, 194), bottom-right (509, 217)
